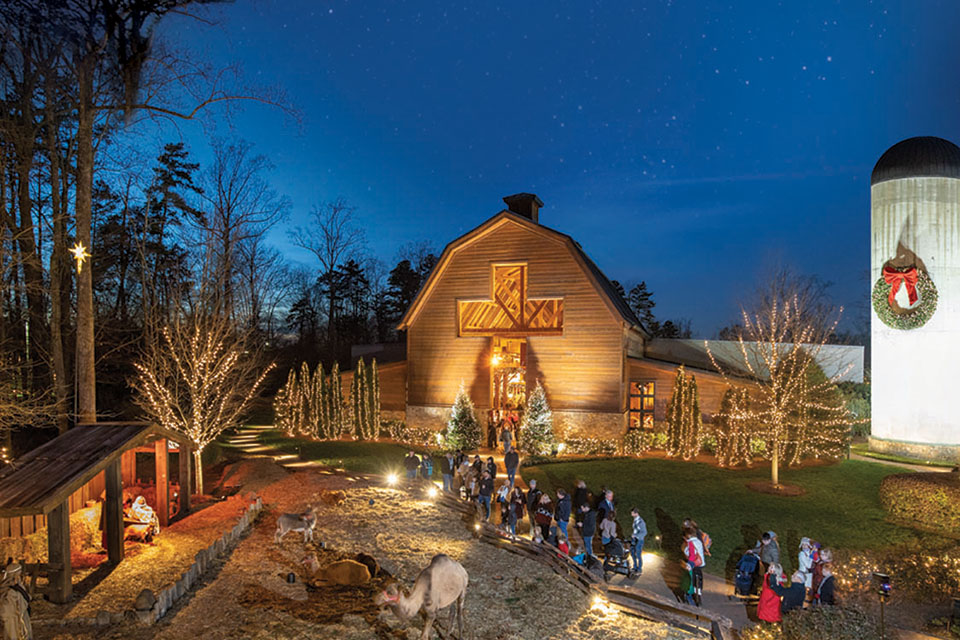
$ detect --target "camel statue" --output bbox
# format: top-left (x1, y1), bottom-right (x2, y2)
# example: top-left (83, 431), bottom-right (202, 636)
top-left (375, 553), bottom-right (468, 640)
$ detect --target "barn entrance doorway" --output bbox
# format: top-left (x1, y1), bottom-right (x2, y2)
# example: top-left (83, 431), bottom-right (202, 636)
top-left (489, 337), bottom-right (526, 447)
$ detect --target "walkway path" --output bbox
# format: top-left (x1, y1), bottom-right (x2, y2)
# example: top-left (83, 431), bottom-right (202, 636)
top-left (849, 452), bottom-right (953, 473)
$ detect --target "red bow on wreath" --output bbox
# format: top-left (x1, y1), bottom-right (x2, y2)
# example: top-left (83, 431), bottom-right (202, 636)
top-left (882, 266), bottom-right (919, 307)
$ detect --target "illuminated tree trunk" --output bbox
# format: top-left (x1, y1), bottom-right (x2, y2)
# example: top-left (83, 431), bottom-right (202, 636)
top-left (193, 448), bottom-right (204, 495)
top-left (771, 435), bottom-right (780, 487)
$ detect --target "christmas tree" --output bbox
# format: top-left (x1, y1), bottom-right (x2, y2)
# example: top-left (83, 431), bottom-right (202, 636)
top-left (446, 382), bottom-right (481, 450)
top-left (520, 381), bottom-right (555, 456)
top-left (714, 387), bottom-right (753, 467)
top-left (665, 366), bottom-right (702, 460)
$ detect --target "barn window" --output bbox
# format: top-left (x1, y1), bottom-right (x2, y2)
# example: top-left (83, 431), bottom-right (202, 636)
top-left (629, 381), bottom-right (655, 429)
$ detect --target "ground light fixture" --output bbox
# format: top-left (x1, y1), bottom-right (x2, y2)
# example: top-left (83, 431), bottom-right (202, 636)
top-left (874, 572), bottom-right (891, 640)
top-left (427, 486), bottom-right (438, 498)
top-left (386, 473), bottom-right (399, 486)
top-left (591, 595), bottom-right (618, 618)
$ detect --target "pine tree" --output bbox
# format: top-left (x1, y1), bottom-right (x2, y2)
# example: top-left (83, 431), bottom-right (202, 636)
top-left (446, 382), bottom-right (481, 450)
top-left (665, 366), bottom-right (702, 460)
top-left (715, 387), bottom-right (753, 467)
top-left (369, 358), bottom-right (381, 439)
top-left (520, 381), bottom-right (555, 456)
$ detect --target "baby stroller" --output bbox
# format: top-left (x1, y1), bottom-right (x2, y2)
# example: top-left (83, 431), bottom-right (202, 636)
top-left (734, 550), bottom-right (760, 597)
top-left (602, 538), bottom-right (634, 580)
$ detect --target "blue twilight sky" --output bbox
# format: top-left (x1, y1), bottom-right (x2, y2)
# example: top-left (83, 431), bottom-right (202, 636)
top-left (154, 0), bottom-right (960, 336)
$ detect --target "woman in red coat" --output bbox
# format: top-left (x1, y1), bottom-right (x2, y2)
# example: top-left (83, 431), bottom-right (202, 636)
top-left (757, 563), bottom-right (784, 623)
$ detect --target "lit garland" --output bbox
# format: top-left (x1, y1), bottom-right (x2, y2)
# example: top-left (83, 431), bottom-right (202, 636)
top-left (714, 387), bottom-right (753, 467)
top-left (871, 268), bottom-right (937, 330)
top-left (561, 436), bottom-right (619, 457)
top-left (132, 317), bottom-right (274, 494)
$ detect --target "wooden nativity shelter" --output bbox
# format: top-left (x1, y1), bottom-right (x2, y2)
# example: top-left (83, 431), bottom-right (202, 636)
top-left (0, 423), bottom-right (193, 603)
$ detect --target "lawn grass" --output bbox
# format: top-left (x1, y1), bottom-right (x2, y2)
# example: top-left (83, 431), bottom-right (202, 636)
top-left (249, 429), bottom-right (440, 475)
top-left (849, 442), bottom-right (955, 468)
top-left (523, 457), bottom-right (945, 579)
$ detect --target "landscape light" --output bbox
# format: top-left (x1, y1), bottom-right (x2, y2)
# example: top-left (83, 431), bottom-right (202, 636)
top-left (591, 595), bottom-right (618, 617)
top-left (474, 523), bottom-right (481, 531)
top-left (386, 473), bottom-right (398, 486)
top-left (427, 486), bottom-right (438, 498)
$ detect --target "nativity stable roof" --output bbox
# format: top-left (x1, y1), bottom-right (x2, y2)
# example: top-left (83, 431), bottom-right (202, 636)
top-left (397, 209), bottom-right (647, 336)
top-left (871, 136), bottom-right (960, 185)
top-left (0, 422), bottom-right (186, 517)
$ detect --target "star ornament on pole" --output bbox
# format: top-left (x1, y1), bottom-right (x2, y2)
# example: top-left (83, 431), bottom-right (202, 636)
top-left (70, 242), bottom-right (91, 273)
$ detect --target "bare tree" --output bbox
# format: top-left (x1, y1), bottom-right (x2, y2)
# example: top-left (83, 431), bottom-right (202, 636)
top-left (290, 198), bottom-right (364, 346)
top-left (706, 269), bottom-right (854, 486)
top-left (197, 138), bottom-right (288, 319)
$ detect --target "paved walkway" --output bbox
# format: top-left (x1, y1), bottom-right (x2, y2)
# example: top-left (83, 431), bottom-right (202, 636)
top-left (849, 452), bottom-right (953, 473)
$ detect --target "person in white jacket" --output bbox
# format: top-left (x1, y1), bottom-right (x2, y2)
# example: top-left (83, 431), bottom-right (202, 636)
top-left (798, 537), bottom-right (815, 591)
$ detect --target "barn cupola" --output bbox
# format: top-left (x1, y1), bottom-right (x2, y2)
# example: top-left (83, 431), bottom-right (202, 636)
top-left (503, 193), bottom-right (543, 224)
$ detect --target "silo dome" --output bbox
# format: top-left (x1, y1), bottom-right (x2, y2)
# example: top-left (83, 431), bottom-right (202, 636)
top-left (871, 136), bottom-right (960, 185)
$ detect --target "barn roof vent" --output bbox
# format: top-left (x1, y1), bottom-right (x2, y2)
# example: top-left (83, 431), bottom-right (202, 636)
top-left (503, 193), bottom-right (543, 224)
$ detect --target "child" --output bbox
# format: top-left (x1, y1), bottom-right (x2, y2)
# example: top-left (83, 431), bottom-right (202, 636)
top-left (557, 532), bottom-right (569, 555)
top-left (496, 482), bottom-right (511, 529)
top-left (798, 537), bottom-right (815, 592)
top-left (757, 563), bottom-right (784, 623)
top-left (682, 525), bottom-right (706, 606)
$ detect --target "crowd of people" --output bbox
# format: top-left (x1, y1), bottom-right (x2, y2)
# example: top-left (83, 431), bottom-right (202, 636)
top-left (399, 446), bottom-right (839, 620)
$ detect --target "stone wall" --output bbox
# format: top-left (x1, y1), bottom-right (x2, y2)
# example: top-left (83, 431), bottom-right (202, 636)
top-left (405, 405), bottom-right (450, 431)
top-left (868, 436), bottom-right (960, 463)
top-left (553, 410), bottom-right (625, 441)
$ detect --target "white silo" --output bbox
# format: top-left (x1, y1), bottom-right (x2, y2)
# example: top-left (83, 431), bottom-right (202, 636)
top-left (870, 136), bottom-right (960, 461)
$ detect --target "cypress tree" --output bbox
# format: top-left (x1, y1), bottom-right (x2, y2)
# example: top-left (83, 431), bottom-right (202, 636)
top-left (666, 366), bottom-right (702, 460)
top-left (352, 358), bottom-right (368, 439)
top-left (331, 361), bottom-right (343, 438)
top-left (369, 358), bottom-right (381, 439)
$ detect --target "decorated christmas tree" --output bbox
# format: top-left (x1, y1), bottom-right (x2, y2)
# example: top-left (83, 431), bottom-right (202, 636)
top-left (446, 382), bottom-right (481, 450)
top-left (714, 387), bottom-right (753, 467)
top-left (665, 366), bottom-right (703, 460)
top-left (520, 381), bottom-right (555, 456)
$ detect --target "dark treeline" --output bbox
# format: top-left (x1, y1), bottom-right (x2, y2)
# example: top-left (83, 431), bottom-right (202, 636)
top-left (0, 1), bottom-right (432, 451)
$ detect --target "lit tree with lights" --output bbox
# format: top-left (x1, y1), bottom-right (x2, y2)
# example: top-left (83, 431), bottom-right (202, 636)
top-left (714, 387), bottom-right (753, 467)
top-left (446, 382), bottom-right (481, 450)
top-left (520, 381), bottom-right (555, 456)
top-left (665, 366), bottom-right (703, 460)
top-left (706, 270), bottom-right (854, 486)
top-left (132, 312), bottom-right (273, 494)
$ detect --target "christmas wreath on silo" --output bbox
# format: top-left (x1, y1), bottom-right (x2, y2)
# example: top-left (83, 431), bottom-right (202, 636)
top-left (871, 265), bottom-right (938, 330)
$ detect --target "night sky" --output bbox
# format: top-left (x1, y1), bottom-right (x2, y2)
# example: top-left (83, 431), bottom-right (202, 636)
top-left (157, 1), bottom-right (960, 336)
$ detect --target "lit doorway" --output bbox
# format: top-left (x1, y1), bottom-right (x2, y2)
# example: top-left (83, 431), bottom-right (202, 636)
top-left (489, 337), bottom-right (526, 447)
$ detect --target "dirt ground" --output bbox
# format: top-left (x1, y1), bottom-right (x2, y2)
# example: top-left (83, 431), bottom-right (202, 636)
top-left (36, 460), bottom-right (691, 640)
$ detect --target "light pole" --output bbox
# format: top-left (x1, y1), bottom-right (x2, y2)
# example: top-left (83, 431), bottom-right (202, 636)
top-left (874, 572), bottom-right (891, 640)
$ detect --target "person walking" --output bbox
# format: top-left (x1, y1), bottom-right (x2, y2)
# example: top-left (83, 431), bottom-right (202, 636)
top-left (757, 563), bottom-right (784, 623)
top-left (471, 455), bottom-right (483, 476)
top-left (629, 507), bottom-right (647, 576)
top-left (441, 452), bottom-right (455, 492)
top-left (772, 571), bottom-right (807, 614)
top-left (554, 488), bottom-right (571, 539)
top-left (682, 525), bottom-right (706, 606)
top-left (508, 485), bottom-right (525, 536)
top-left (496, 482), bottom-right (511, 529)
top-left (600, 510), bottom-right (618, 546)
top-left (453, 449), bottom-right (466, 469)
top-left (573, 480), bottom-right (589, 525)
top-left (485, 456), bottom-right (497, 480)
top-left (499, 424), bottom-right (513, 452)
top-left (578, 503), bottom-right (597, 557)
top-left (404, 451), bottom-right (420, 480)
top-left (504, 446), bottom-right (520, 487)
top-left (419, 453), bottom-right (433, 481)
top-left (526, 479), bottom-right (542, 534)
top-left (535, 493), bottom-right (554, 541)
top-left (476, 471), bottom-right (494, 521)
top-left (597, 490), bottom-right (615, 523)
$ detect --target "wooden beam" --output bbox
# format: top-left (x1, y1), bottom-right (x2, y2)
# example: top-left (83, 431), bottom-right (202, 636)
top-left (47, 501), bottom-right (71, 603)
top-left (121, 449), bottom-right (136, 486)
top-left (178, 442), bottom-right (192, 514)
top-left (154, 439), bottom-right (169, 528)
top-left (104, 459), bottom-right (123, 564)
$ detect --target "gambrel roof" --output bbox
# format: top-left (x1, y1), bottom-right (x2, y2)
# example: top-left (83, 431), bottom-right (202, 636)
top-left (397, 210), bottom-right (648, 337)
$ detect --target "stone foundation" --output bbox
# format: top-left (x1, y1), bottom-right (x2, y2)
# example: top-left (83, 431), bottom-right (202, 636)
top-left (381, 409), bottom-right (405, 423)
top-left (405, 405), bottom-right (450, 431)
top-left (551, 410), bottom-right (626, 441)
top-left (869, 436), bottom-right (960, 463)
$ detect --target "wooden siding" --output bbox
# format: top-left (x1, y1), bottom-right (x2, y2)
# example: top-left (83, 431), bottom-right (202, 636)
top-left (0, 470), bottom-right (104, 539)
top-left (407, 218), bottom-right (626, 414)
top-left (341, 361), bottom-right (407, 411)
top-left (628, 358), bottom-right (732, 421)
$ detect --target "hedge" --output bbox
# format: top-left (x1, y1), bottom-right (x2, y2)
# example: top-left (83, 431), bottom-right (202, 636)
top-left (742, 605), bottom-right (880, 640)
top-left (879, 472), bottom-right (960, 534)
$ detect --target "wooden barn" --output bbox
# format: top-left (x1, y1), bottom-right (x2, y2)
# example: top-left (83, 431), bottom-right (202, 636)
top-left (390, 193), bottom-right (735, 441)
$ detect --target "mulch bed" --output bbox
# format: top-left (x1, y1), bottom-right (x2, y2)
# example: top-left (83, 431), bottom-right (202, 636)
top-left (745, 481), bottom-right (806, 496)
